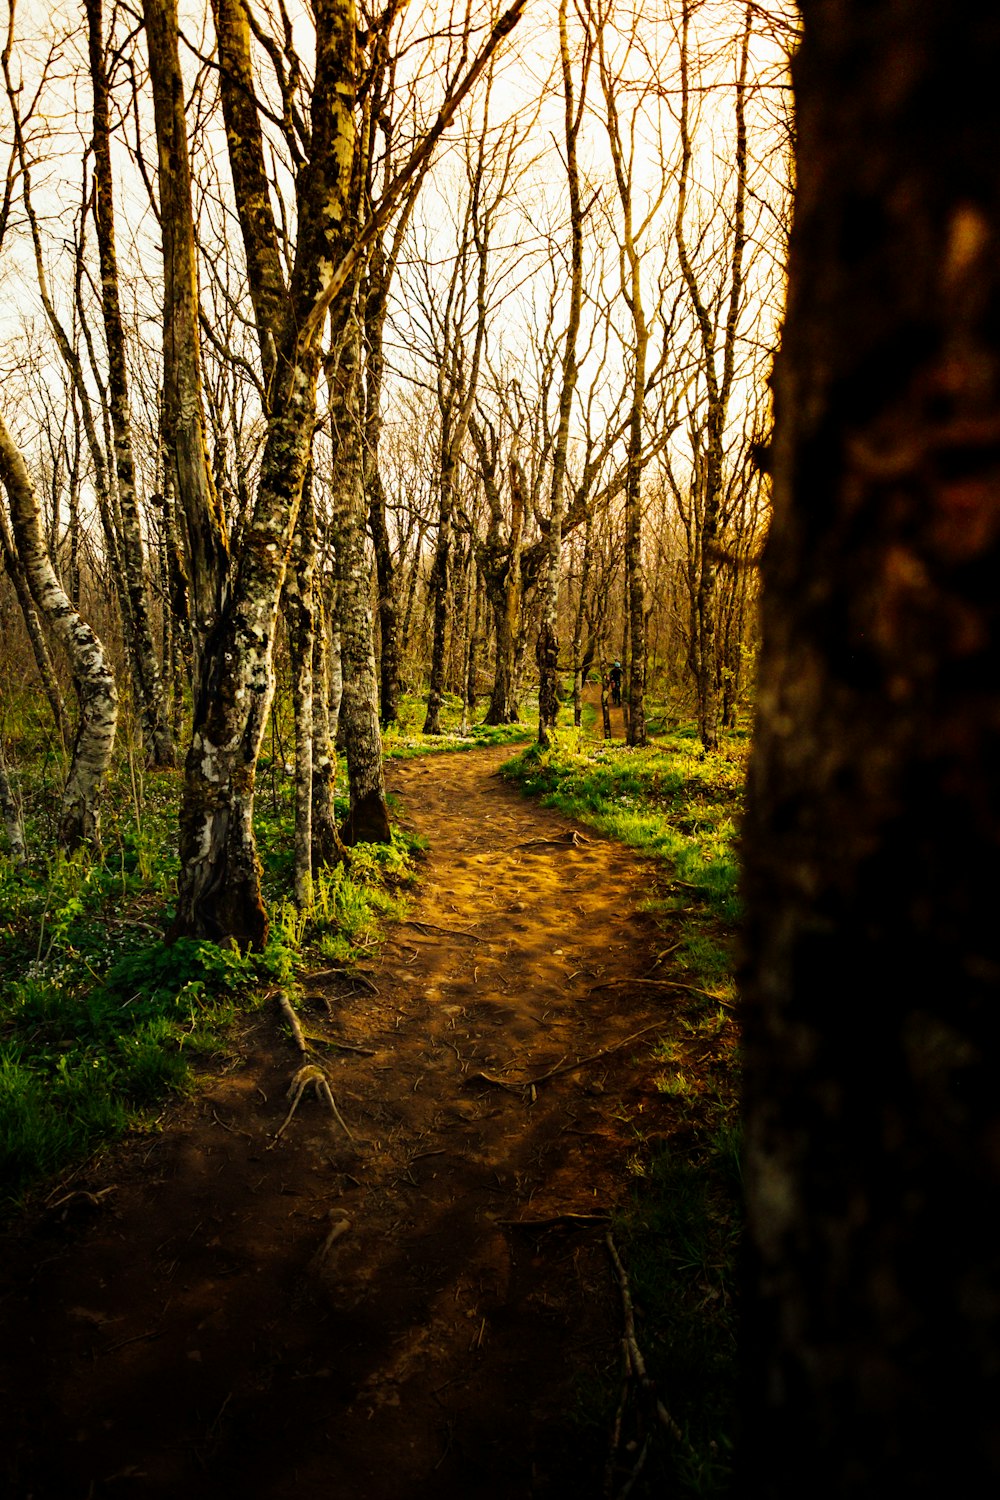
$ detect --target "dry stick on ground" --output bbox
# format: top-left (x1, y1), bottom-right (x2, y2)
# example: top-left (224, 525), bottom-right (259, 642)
top-left (498, 1211), bottom-right (610, 1228)
top-left (606, 1232), bottom-right (685, 1445)
top-left (402, 918), bottom-right (486, 942)
top-left (307, 966), bottom-right (380, 994)
top-left (466, 1022), bottom-right (667, 1096)
top-left (305, 1033), bottom-right (378, 1056)
top-left (45, 1186), bottom-right (117, 1216)
top-left (516, 829), bottom-right (593, 849)
top-left (604, 1339), bottom-right (632, 1499)
top-left (589, 976), bottom-right (732, 1006)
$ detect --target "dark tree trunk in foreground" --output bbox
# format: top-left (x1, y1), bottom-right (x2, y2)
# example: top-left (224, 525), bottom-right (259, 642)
top-left (741, 5), bottom-right (1000, 1493)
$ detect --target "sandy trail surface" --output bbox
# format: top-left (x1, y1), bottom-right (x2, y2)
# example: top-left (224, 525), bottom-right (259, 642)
top-left (1, 744), bottom-right (676, 1498)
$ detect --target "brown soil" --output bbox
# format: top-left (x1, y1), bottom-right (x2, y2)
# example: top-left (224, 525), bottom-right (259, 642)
top-left (0, 744), bottom-right (680, 1499)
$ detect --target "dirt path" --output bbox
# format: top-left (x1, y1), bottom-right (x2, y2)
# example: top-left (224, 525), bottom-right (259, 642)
top-left (0, 746), bottom-right (676, 1499)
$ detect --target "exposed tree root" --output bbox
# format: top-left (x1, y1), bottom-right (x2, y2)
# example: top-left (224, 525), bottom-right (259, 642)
top-left (309, 1213), bottom-right (352, 1270)
top-left (270, 1064), bottom-right (356, 1146)
top-left (278, 992), bottom-right (308, 1054)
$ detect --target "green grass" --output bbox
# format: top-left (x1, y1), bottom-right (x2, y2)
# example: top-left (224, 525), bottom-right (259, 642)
top-left (501, 728), bottom-right (745, 923)
top-left (0, 691), bottom-right (420, 1213)
top-left (382, 691), bottom-right (533, 757)
top-left (501, 720), bottom-right (746, 1496)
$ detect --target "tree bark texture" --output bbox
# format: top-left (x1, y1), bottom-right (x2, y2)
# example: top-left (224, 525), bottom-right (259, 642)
top-left (310, 588), bottom-right (346, 869)
top-left (328, 310), bottom-right (391, 845)
top-left (0, 503), bottom-right (70, 748)
top-left (675, 3), bottom-right (750, 753)
top-left (0, 740), bottom-right (26, 865)
top-left (470, 418), bottom-right (524, 725)
top-left (537, 0), bottom-right (586, 748)
top-left (0, 412), bottom-right (118, 850)
top-left (144, 0), bottom-right (230, 677)
top-left (285, 476), bottom-right (316, 908)
top-left (741, 4), bottom-right (1000, 1493)
top-left (364, 237), bottom-right (403, 728)
top-left (87, 0), bottom-right (175, 767)
top-left (163, 0), bottom-right (357, 946)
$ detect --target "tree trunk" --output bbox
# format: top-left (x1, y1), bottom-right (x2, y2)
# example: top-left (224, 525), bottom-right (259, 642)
top-left (328, 308), bottom-right (391, 845)
top-left (422, 460), bottom-right (455, 736)
top-left (484, 575), bottom-right (522, 725)
top-left (675, 2), bottom-right (751, 753)
top-left (87, 0), bottom-right (174, 767)
top-left (0, 412), bottom-right (118, 850)
top-left (155, 0), bottom-right (358, 946)
top-left (572, 513), bottom-right (594, 728)
top-left (741, 3), bottom-right (1000, 1493)
top-left (0, 739), bottom-right (26, 865)
top-left (143, 0), bottom-right (230, 686)
top-left (537, 0), bottom-right (586, 749)
top-left (285, 475), bottom-right (316, 909)
top-left (369, 465), bottom-right (401, 727)
top-left (310, 588), bottom-right (346, 870)
top-left (0, 504), bottom-right (70, 748)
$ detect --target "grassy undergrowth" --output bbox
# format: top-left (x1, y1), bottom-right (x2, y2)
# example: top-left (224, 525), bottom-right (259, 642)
top-left (503, 723), bottom-right (747, 1497)
top-left (0, 711), bottom-right (418, 1213)
top-left (382, 690), bottom-right (533, 757)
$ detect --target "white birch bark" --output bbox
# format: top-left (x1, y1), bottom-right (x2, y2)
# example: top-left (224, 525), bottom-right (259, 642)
top-left (0, 413), bottom-right (118, 849)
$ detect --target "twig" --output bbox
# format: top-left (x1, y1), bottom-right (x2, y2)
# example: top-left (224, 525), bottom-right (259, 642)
top-left (516, 829), bottom-right (593, 849)
top-left (46, 1185), bottom-right (117, 1215)
top-left (465, 1024), bottom-right (665, 1094)
top-left (498, 1211), bottom-right (610, 1228)
top-left (102, 1328), bottom-right (162, 1356)
top-left (464, 1069), bottom-right (531, 1095)
top-left (403, 918), bottom-right (485, 942)
top-left (308, 966), bottom-right (380, 995)
top-left (278, 992), bottom-right (308, 1054)
top-left (589, 977), bottom-right (733, 1005)
top-left (606, 1233), bottom-right (685, 1444)
top-left (530, 1024), bottom-right (667, 1085)
top-left (309, 1035), bottom-right (377, 1056)
top-left (210, 1110), bottom-right (254, 1142)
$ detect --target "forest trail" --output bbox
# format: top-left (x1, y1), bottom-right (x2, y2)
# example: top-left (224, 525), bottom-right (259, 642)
top-left (1, 745), bottom-right (679, 1499)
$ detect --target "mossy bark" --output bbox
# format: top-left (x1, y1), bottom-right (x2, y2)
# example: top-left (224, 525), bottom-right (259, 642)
top-left (157, 0), bottom-right (358, 945)
top-left (328, 308), bottom-right (391, 845)
top-left (741, 2), bottom-right (1000, 1491)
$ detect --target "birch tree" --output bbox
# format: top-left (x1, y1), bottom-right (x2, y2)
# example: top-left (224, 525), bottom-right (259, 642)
top-left (0, 410), bottom-right (118, 849)
top-left (148, 0), bottom-right (524, 946)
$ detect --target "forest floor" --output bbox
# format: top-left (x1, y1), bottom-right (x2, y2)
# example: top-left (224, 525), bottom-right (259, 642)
top-left (0, 732), bottom-right (693, 1499)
